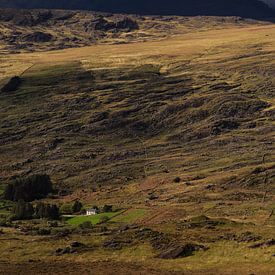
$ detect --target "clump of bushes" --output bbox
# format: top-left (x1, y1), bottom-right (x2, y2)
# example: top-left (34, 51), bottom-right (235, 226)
top-left (4, 174), bottom-right (53, 202)
top-left (72, 200), bottom-right (83, 213)
top-left (35, 202), bottom-right (60, 220)
top-left (52, 227), bottom-right (73, 237)
top-left (60, 200), bottom-right (83, 215)
top-left (11, 200), bottom-right (60, 221)
top-left (102, 205), bottom-right (113, 212)
top-left (173, 177), bottom-right (181, 183)
top-left (79, 221), bottom-right (93, 230)
top-left (60, 203), bottom-right (73, 215)
top-left (12, 199), bottom-right (34, 220)
top-left (37, 227), bottom-right (51, 235)
top-left (0, 218), bottom-right (11, 227)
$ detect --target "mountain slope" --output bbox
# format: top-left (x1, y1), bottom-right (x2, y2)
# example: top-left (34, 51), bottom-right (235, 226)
top-left (0, 13), bottom-right (274, 274)
top-left (0, 0), bottom-right (274, 19)
top-left (1, 18), bottom-right (274, 190)
top-left (1, 9), bottom-right (265, 54)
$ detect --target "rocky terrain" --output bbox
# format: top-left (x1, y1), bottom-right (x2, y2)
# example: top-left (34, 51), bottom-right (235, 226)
top-left (0, 8), bottom-right (274, 275)
top-left (0, 0), bottom-right (275, 19)
top-left (0, 12), bottom-right (274, 191)
top-left (1, 9), bottom-right (266, 54)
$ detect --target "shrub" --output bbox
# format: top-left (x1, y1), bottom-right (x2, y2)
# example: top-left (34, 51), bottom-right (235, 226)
top-left (52, 227), bottom-right (72, 237)
top-left (80, 208), bottom-right (87, 215)
top-left (60, 203), bottom-right (73, 215)
top-left (79, 221), bottom-right (93, 229)
top-left (72, 200), bottom-right (82, 213)
top-left (35, 202), bottom-right (60, 220)
top-left (173, 177), bottom-right (181, 183)
top-left (4, 174), bottom-right (53, 202)
top-left (37, 228), bottom-right (51, 235)
top-left (47, 221), bottom-right (58, 227)
top-left (0, 218), bottom-right (9, 227)
top-left (102, 205), bottom-right (113, 212)
top-left (148, 194), bottom-right (158, 200)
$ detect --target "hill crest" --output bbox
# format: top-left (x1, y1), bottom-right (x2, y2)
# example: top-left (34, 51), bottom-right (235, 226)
top-left (0, 0), bottom-right (274, 19)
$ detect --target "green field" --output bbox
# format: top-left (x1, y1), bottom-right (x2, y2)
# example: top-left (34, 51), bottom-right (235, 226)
top-left (66, 211), bottom-right (123, 226)
top-left (113, 209), bottom-right (147, 223)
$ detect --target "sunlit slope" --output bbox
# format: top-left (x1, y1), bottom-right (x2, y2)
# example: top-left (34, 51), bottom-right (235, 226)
top-left (0, 24), bottom-right (274, 190)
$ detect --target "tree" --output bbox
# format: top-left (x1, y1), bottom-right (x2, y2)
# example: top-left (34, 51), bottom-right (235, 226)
top-left (102, 205), bottom-right (112, 213)
top-left (4, 174), bottom-right (53, 202)
top-left (59, 203), bottom-right (73, 215)
top-left (12, 199), bottom-right (34, 220)
top-left (72, 200), bottom-right (82, 213)
top-left (3, 183), bottom-right (13, 200)
top-left (35, 202), bottom-right (60, 220)
top-left (46, 204), bottom-right (60, 220)
top-left (35, 202), bottom-right (47, 218)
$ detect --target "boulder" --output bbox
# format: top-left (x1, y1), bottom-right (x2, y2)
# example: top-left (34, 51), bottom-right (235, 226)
top-left (93, 16), bottom-right (139, 32)
top-left (23, 32), bottom-right (53, 43)
top-left (157, 243), bottom-right (208, 259)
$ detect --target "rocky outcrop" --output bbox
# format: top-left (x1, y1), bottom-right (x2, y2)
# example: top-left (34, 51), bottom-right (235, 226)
top-left (22, 31), bottom-right (53, 42)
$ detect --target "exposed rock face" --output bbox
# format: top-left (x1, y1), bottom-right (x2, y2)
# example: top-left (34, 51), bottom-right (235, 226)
top-left (22, 31), bottom-right (53, 42)
top-left (93, 16), bottom-right (139, 32)
top-left (0, 9), bottom-right (53, 26)
top-left (115, 17), bottom-right (139, 31)
top-left (0, 9), bottom-right (142, 51)
top-left (0, 0), bottom-right (274, 19)
top-left (157, 243), bottom-right (208, 259)
top-left (55, 241), bottom-right (86, 255)
top-left (249, 239), bottom-right (275, 249)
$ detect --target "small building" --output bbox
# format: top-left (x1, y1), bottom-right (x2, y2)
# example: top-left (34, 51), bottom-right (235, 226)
top-left (86, 208), bottom-right (99, 216)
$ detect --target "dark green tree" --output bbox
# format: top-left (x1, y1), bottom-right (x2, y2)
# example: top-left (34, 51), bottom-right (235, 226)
top-left (59, 203), bottom-right (73, 215)
top-left (35, 202), bottom-right (60, 220)
top-left (72, 200), bottom-right (82, 213)
top-left (47, 204), bottom-right (60, 220)
top-left (12, 199), bottom-right (34, 220)
top-left (102, 205), bottom-right (113, 213)
top-left (4, 174), bottom-right (53, 202)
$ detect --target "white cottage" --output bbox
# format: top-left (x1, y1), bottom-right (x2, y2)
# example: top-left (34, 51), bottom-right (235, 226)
top-left (86, 208), bottom-right (99, 216)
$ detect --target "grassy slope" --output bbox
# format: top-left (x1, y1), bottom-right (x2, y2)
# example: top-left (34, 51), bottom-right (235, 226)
top-left (1, 9), bottom-right (258, 55)
top-left (0, 19), bottom-right (274, 274)
top-left (66, 211), bottom-right (122, 225)
top-left (0, 24), bottom-right (274, 190)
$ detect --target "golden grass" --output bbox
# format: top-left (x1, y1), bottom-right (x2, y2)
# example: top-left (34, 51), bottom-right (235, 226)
top-left (0, 19), bottom-right (274, 274)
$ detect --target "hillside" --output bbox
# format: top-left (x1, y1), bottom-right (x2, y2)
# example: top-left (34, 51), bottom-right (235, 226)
top-left (3, 8), bottom-right (273, 55)
top-left (0, 10), bottom-right (274, 192)
top-left (0, 9), bottom-right (274, 275)
top-left (0, 0), bottom-right (274, 19)
top-left (2, 9), bottom-right (259, 54)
